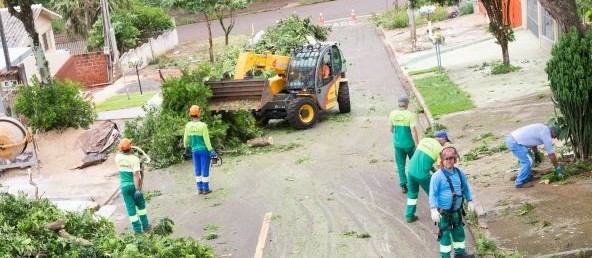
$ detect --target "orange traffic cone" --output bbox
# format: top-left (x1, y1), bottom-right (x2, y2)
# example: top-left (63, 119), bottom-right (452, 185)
top-left (319, 12), bottom-right (325, 25)
top-left (350, 9), bottom-right (357, 21)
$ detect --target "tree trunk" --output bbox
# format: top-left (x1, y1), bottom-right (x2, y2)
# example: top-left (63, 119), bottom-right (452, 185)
top-left (481, 0), bottom-right (512, 66)
top-left (500, 39), bottom-right (509, 65)
top-left (5, 0), bottom-right (52, 84)
top-left (394, 0), bottom-right (399, 9)
top-left (538, 0), bottom-right (587, 36)
top-left (407, 6), bottom-right (416, 51)
top-left (205, 14), bottom-right (214, 63)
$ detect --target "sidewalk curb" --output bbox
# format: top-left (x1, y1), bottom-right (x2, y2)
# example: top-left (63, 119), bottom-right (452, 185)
top-left (535, 248), bottom-right (592, 258)
top-left (375, 26), bottom-right (433, 132)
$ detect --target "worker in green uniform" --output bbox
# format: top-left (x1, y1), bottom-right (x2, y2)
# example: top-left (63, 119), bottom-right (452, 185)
top-left (405, 131), bottom-right (451, 223)
top-left (184, 105), bottom-right (217, 195)
top-left (115, 138), bottom-right (150, 234)
top-left (389, 96), bottom-right (419, 193)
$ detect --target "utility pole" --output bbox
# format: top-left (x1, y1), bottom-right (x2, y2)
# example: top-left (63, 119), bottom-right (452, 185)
top-left (100, 0), bottom-right (113, 82)
top-left (0, 15), bottom-right (11, 72)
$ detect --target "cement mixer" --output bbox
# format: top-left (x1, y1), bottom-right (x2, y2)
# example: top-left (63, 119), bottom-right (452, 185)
top-left (0, 117), bottom-right (32, 160)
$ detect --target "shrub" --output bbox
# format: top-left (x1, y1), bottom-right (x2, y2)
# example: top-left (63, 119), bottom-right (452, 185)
top-left (459, 2), bottom-right (474, 16)
top-left (369, 8), bottom-right (409, 29)
top-left (251, 15), bottom-right (331, 55)
top-left (13, 79), bottom-right (96, 131)
top-left (546, 28), bottom-right (592, 159)
top-left (431, 6), bottom-right (450, 22)
top-left (132, 4), bottom-right (174, 39)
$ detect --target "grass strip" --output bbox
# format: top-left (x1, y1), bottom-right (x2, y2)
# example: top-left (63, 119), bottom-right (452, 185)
top-left (96, 91), bottom-right (157, 111)
top-left (412, 72), bottom-right (474, 117)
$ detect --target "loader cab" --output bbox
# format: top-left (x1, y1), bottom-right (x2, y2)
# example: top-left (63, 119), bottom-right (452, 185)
top-left (286, 46), bottom-right (321, 91)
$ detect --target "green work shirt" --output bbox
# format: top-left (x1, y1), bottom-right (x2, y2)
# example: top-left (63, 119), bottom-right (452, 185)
top-left (389, 109), bottom-right (416, 148)
top-left (183, 120), bottom-right (213, 152)
top-left (408, 138), bottom-right (442, 177)
top-left (115, 153), bottom-right (140, 188)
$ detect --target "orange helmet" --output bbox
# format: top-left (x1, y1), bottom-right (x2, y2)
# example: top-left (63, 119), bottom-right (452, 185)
top-left (189, 105), bottom-right (201, 117)
top-left (118, 138), bottom-right (132, 151)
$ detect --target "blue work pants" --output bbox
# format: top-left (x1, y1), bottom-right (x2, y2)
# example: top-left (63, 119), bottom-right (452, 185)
top-left (505, 136), bottom-right (532, 186)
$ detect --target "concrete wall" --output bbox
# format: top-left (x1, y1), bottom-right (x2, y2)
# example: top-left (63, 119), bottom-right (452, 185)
top-left (54, 52), bottom-right (109, 87)
top-left (118, 28), bottom-right (178, 74)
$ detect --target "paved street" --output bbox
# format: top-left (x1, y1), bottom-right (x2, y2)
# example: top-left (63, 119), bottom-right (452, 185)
top-left (111, 20), bottom-right (447, 258)
top-left (177, 0), bottom-right (407, 43)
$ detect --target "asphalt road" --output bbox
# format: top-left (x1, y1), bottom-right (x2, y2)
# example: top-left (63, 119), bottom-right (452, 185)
top-left (111, 21), bottom-right (447, 257)
top-left (177, 0), bottom-right (406, 43)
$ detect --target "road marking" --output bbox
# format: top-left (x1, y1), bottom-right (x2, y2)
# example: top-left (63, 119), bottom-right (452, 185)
top-left (253, 212), bottom-right (273, 258)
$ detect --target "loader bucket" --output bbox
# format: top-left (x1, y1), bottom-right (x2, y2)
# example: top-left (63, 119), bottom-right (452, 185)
top-left (206, 79), bottom-right (268, 111)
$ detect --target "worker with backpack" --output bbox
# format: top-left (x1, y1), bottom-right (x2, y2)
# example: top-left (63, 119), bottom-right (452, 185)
top-left (429, 146), bottom-right (476, 258)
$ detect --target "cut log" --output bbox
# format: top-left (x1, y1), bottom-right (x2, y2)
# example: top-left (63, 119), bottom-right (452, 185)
top-left (247, 136), bottom-right (273, 147)
top-left (44, 219), bottom-right (92, 246)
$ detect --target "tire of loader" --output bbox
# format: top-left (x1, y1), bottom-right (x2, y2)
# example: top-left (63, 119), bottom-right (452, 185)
top-left (287, 98), bottom-right (318, 130)
top-left (255, 116), bottom-right (270, 126)
top-left (338, 82), bottom-right (351, 113)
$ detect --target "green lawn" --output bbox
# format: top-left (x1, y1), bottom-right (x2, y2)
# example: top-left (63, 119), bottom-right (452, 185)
top-left (96, 91), bottom-right (158, 112)
top-left (412, 71), bottom-right (474, 118)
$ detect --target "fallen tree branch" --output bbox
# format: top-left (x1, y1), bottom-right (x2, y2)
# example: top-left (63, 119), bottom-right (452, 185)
top-left (44, 219), bottom-right (92, 246)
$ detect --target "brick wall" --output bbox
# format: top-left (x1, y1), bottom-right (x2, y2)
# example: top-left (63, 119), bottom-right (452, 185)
top-left (55, 52), bottom-right (109, 87)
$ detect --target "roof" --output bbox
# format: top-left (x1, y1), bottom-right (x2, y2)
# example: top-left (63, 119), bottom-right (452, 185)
top-left (0, 4), bottom-right (62, 48)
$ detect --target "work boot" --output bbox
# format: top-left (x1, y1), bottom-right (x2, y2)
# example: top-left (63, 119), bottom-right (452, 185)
top-left (198, 189), bottom-right (204, 195)
top-left (406, 216), bottom-right (418, 223)
top-left (515, 181), bottom-right (534, 188)
top-left (402, 185), bottom-right (408, 194)
top-left (526, 175), bottom-right (540, 182)
top-left (202, 189), bottom-right (213, 195)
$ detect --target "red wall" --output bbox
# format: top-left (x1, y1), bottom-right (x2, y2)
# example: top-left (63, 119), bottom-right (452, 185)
top-left (55, 52), bottom-right (109, 87)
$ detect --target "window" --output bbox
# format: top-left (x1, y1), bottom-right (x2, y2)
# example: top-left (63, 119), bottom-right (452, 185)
top-left (542, 9), bottom-right (555, 40)
top-left (331, 46), bottom-right (342, 74)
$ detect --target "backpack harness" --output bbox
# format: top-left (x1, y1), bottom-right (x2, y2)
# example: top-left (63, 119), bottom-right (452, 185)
top-left (436, 167), bottom-right (467, 241)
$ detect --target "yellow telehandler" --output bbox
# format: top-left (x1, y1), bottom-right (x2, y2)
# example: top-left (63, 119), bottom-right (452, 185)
top-left (206, 42), bottom-right (350, 129)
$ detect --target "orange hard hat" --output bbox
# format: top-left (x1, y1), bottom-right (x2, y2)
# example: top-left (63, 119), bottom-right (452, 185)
top-left (118, 138), bottom-right (132, 151)
top-left (189, 105), bottom-right (201, 117)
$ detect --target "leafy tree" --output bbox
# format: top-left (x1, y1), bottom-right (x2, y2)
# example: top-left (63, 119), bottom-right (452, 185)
top-left (3, 0), bottom-right (51, 84)
top-left (176, 0), bottom-right (217, 62)
top-left (546, 28), bottom-right (592, 159)
top-left (251, 15), bottom-right (331, 55)
top-left (49, 0), bottom-right (132, 38)
top-left (480, 0), bottom-right (514, 65)
top-left (87, 4), bottom-right (173, 53)
top-left (214, 0), bottom-right (249, 45)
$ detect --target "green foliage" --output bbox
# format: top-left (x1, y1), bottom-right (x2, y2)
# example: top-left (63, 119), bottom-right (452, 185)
top-left (138, 0), bottom-right (176, 8)
top-left (88, 4), bottom-right (173, 52)
top-left (0, 193), bottom-right (214, 257)
top-left (491, 61), bottom-right (521, 74)
top-left (251, 15), bottom-right (331, 55)
top-left (423, 122), bottom-right (447, 137)
top-left (89, 16), bottom-right (140, 53)
top-left (546, 28), bottom-right (592, 159)
top-left (369, 7), bottom-right (409, 29)
top-left (412, 72), bottom-right (475, 117)
top-left (125, 65), bottom-right (262, 168)
top-left (430, 5), bottom-right (450, 22)
top-left (209, 46), bottom-right (241, 80)
top-left (459, 2), bottom-right (474, 16)
top-left (13, 79), bottom-right (96, 131)
top-left (515, 203), bottom-right (534, 216)
top-left (152, 217), bottom-right (175, 236)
